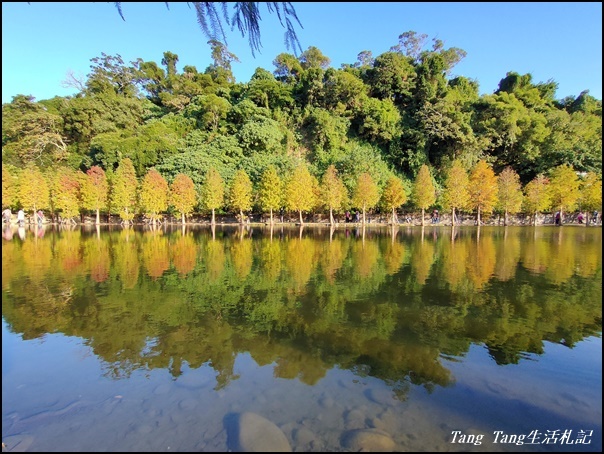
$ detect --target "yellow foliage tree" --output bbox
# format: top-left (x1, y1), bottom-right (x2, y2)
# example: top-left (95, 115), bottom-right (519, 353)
top-left (258, 165), bottom-right (282, 224)
top-left (321, 165), bottom-right (347, 225)
top-left (284, 163), bottom-right (317, 225)
top-left (140, 169), bottom-right (169, 225)
top-left (381, 175), bottom-right (407, 225)
top-left (496, 166), bottom-right (523, 226)
top-left (547, 164), bottom-right (581, 225)
top-left (441, 159), bottom-right (469, 226)
top-left (411, 164), bottom-right (436, 226)
top-left (522, 174), bottom-right (551, 226)
top-left (170, 173), bottom-right (197, 224)
top-left (352, 172), bottom-right (380, 224)
top-left (468, 160), bottom-right (498, 225)
top-left (229, 169), bottom-right (253, 224)
top-left (202, 167), bottom-right (225, 226)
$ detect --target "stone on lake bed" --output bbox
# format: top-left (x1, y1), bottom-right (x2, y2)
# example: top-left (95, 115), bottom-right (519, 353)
top-left (226, 411), bottom-right (292, 452)
top-left (341, 428), bottom-right (395, 452)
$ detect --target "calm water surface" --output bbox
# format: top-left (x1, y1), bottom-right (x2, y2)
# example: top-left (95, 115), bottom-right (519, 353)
top-left (2, 224), bottom-right (601, 452)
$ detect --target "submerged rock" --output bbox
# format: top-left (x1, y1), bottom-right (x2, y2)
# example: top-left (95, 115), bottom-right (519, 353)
top-left (341, 428), bottom-right (395, 452)
top-left (226, 411), bottom-right (292, 452)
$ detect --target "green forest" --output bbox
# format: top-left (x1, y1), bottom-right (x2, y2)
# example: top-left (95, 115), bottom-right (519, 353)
top-left (2, 31), bottom-right (602, 224)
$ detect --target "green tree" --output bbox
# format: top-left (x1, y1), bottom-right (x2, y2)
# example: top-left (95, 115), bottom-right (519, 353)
top-left (258, 165), bottom-right (282, 224)
top-left (522, 174), bottom-right (551, 226)
top-left (201, 167), bottom-right (225, 226)
top-left (496, 166), bottom-right (523, 226)
top-left (140, 169), bottom-right (169, 225)
top-left (547, 164), bottom-right (581, 225)
top-left (170, 173), bottom-right (197, 224)
top-left (111, 158), bottom-right (139, 224)
top-left (351, 172), bottom-right (380, 224)
top-left (284, 163), bottom-right (317, 225)
top-left (468, 160), bottom-right (499, 225)
top-left (441, 159), bottom-right (470, 226)
top-left (229, 169), bottom-right (253, 224)
top-left (321, 165), bottom-right (347, 225)
top-left (381, 175), bottom-right (407, 225)
top-left (1, 95), bottom-right (69, 168)
top-left (411, 164), bottom-right (436, 226)
top-left (80, 166), bottom-right (108, 225)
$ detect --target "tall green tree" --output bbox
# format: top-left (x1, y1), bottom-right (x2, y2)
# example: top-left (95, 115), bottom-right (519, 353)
top-left (229, 169), bottom-right (253, 224)
top-left (321, 165), bottom-right (347, 225)
top-left (411, 164), bottom-right (436, 226)
top-left (468, 160), bottom-right (499, 225)
top-left (381, 175), bottom-right (407, 225)
top-left (201, 168), bottom-right (225, 226)
top-left (496, 166), bottom-right (523, 226)
top-left (351, 172), bottom-right (380, 224)
top-left (170, 173), bottom-right (197, 224)
top-left (80, 166), bottom-right (108, 225)
top-left (258, 165), bottom-right (282, 224)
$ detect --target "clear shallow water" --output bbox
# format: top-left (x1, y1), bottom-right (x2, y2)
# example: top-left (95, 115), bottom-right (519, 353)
top-left (2, 224), bottom-right (602, 452)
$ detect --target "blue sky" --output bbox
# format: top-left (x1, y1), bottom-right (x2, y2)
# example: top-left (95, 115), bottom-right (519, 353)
top-left (2, 2), bottom-right (602, 104)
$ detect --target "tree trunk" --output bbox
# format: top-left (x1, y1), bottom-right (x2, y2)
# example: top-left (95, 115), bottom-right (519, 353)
top-left (181, 212), bottom-right (185, 224)
top-left (270, 208), bottom-right (273, 225)
top-left (504, 209), bottom-right (508, 226)
top-left (477, 207), bottom-right (481, 225)
top-left (421, 208), bottom-right (425, 226)
top-left (240, 209), bottom-right (244, 225)
top-left (299, 210), bottom-right (303, 225)
top-left (96, 208), bottom-right (100, 225)
top-left (211, 208), bottom-right (216, 226)
top-left (452, 208), bottom-right (456, 227)
top-left (362, 204), bottom-right (366, 224)
top-left (392, 207), bottom-right (396, 225)
top-left (329, 207), bottom-right (334, 226)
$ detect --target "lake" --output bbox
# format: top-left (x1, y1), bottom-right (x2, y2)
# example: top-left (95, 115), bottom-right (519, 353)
top-left (1, 223), bottom-right (601, 452)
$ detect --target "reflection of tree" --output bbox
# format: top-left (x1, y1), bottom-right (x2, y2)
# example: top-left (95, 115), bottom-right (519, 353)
top-left (84, 235), bottom-right (111, 283)
top-left (21, 235), bottom-right (53, 283)
top-left (113, 229), bottom-right (141, 289)
top-left (55, 229), bottom-right (85, 277)
top-left (351, 238), bottom-right (380, 278)
top-left (1, 226), bottom-right (601, 394)
top-left (410, 236), bottom-right (435, 285)
top-left (170, 233), bottom-right (197, 277)
top-left (230, 237), bottom-right (253, 279)
top-left (320, 237), bottom-right (346, 283)
top-left (142, 231), bottom-right (170, 280)
top-left (382, 238), bottom-right (406, 276)
top-left (205, 239), bottom-right (225, 282)
top-left (260, 238), bottom-right (282, 281)
top-left (466, 234), bottom-right (496, 290)
top-left (284, 237), bottom-right (316, 294)
top-left (494, 228), bottom-right (521, 281)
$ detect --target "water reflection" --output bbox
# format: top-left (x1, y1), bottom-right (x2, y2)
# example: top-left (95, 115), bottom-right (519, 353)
top-left (1, 225), bottom-right (601, 451)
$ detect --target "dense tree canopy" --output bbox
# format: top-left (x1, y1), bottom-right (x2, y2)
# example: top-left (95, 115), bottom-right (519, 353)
top-left (1, 29), bottom-right (601, 223)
